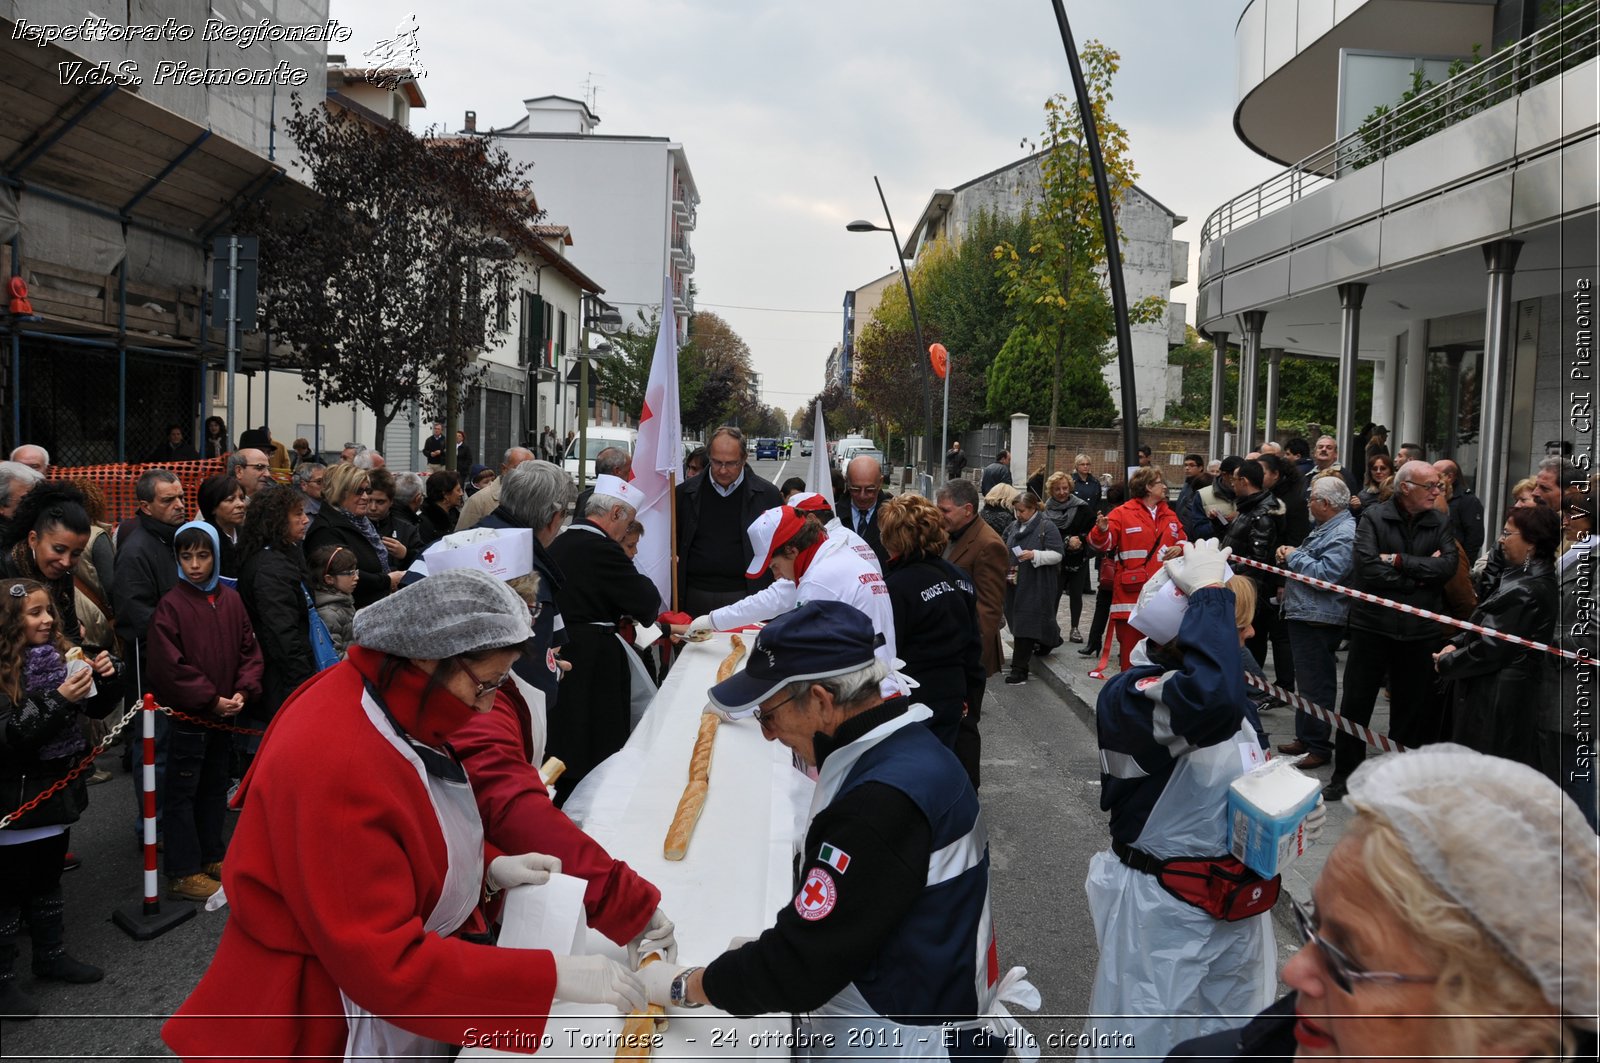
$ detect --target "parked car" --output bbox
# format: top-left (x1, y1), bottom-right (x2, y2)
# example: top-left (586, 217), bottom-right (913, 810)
top-left (755, 438), bottom-right (780, 460)
top-left (799, 440), bottom-right (813, 457)
top-left (835, 436), bottom-right (876, 474)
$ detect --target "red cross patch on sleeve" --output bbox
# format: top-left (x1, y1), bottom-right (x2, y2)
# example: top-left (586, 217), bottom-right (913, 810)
top-left (795, 868), bottom-right (838, 921)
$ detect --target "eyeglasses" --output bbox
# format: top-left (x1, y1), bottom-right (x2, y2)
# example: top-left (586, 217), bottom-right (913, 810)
top-left (754, 690), bottom-right (801, 727)
top-left (709, 458), bottom-right (743, 471)
top-left (847, 484), bottom-right (879, 495)
top-left (455, 657), bottom-right (514, 700)
top-left (244, 462), bottom-right (270, 472)
top-left (1288, 896), bottom-right (1435, 995)
top-left (1403, 480), bottom-right (1444, 494)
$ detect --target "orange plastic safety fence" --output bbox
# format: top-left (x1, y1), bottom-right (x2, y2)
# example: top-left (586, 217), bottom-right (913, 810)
top-left (49, 459), bottom-right (300, 524)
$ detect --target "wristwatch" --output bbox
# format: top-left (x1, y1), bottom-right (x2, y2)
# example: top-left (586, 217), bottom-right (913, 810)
top-left (671, 966), bottom-right (704, 1008)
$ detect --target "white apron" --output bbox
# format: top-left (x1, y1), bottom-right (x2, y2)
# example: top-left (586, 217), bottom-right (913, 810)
top-left (800, 707), bottom-right (1039, 1061)
top-left (1079, 720), bottom-right (1276, 1059)
top-left (341, 689), bottom-right (486, 1063)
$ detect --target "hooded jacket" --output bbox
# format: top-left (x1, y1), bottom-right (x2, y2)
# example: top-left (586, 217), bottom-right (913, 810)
top-left (147, 521), bottom-right (264, 717)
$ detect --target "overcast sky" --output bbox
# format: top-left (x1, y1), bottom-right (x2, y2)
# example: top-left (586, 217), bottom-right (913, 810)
top-left (330, 0), bottom-right (1280, 419)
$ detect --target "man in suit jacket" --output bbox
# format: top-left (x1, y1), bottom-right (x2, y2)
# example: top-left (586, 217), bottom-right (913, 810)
top-left (936, 477), bottom-right (1010, 789)
top-left (675, 426), bottom-right (785, 615)
top-left (843, 454), bottom-right (891, 565)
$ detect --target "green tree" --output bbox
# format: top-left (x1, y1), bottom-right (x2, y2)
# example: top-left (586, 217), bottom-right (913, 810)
top-left (991, 43), bottom-right (1165, 464)
top-left (593, 308), bottom-right (704, 430)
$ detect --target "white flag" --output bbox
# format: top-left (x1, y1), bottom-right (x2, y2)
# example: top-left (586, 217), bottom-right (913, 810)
top-left (631, 275), bottom-right (683, 609)
top-left (806, 399), bottom-right (834, 512)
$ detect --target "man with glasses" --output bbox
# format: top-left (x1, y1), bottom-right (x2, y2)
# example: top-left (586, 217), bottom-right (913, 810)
top-left (638, 601), bottom-right (1013, 1060)
top-left (1325, 460), bottom-right (1458, 801)
top-left (291, 461), bottom-right (326, 517)
top-left (675, 425), bottom-right (784, 615)
top-left (227, 447), bottom-right (274, 497)
top-left (844, 454), bottom-right (891, 564)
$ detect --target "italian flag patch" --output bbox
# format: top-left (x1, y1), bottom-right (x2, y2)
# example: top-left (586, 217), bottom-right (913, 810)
top-left (818, 843), bottom-right (851, 873)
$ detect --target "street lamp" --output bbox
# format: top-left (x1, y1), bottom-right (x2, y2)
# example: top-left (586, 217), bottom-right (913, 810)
top-left (847, 175), bottom-right (934, 484)
top-left (575, 301), bottom-right (624, 488)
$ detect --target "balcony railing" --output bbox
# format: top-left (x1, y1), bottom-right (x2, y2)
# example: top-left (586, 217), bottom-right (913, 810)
top-left (1201, 0), bottom-right (1598, 246)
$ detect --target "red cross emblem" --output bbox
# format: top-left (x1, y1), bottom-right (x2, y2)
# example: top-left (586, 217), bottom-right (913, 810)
top-left (481, 548), bottom-right (497, 565)
top-left (795, 868), bottom-right (836, 921)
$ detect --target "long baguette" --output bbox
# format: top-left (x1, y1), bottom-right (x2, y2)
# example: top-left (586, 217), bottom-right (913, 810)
top-left (662, 781), bottom-right (708, 861)
top-left (615, 955), bottom-right (666, 1059)
top-left (716, 633), bottom-right (746, 681)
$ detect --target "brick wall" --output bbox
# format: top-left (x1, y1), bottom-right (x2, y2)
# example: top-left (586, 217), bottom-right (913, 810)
top-left (1023, 426), bottom-right (1215, 487)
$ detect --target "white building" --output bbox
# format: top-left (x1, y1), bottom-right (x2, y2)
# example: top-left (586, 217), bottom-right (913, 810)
top-left (896, 154), bottom-right (1189, 420)
top-left (478, 96), bottom-right (699, 343)
top-left (1196, 0), bottom-right (1597, 527)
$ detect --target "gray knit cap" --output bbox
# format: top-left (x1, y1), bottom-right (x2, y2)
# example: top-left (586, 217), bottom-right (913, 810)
top-left (353, 568), bottom-right (532, 659)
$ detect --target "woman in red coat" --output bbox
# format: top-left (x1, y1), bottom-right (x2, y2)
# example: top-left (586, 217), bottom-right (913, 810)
top-left (163, 569), bottom-right (645, 1062)
top-left (1086, 466), bottom-right (1188, 672)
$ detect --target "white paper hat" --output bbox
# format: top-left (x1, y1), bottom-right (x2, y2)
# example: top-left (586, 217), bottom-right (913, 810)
top-left (592, 474), bottom-right (646, 511)
top-left (424, 526), bottom-right (534, 582)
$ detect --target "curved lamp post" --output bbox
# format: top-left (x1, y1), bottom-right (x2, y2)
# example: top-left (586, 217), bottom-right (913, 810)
top-left (848, 175), bottom-right (933, 480)
top-left (576, 302), bottom-right (624, 488)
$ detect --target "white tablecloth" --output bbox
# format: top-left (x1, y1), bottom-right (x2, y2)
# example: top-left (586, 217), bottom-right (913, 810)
top-left (463, 633), bottom-right (813, 1059)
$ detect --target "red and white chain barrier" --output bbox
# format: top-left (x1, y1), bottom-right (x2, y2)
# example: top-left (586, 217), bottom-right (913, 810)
top-left (1232, 555), bottom-right (1591, 663)
top-left (1244, 672), bottom-right (1407, 754)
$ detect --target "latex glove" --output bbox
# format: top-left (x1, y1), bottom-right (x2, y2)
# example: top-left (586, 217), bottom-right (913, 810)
top-left (638, 961), bottom-right (685, 1008)
top-left (687, 614), bottom-right (715, 638)
top-left (1301, 795), bottom-right (1327, 846)
top-left (554, 954), bottom-right (647, 1013)
top-left (628, 908), bottom-right (679, 966)
top-left (726, 935), bottom-right (757, 951)
top-left (487, 852), bottom-right (562, 892)
top-left (1165, 539), bottom-right (1232, 596)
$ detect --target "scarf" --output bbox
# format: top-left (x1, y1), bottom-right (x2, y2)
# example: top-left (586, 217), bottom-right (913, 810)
top-left (25, 643), bottom-right (87, 760)
top-left (350, 513), bottom-right (391, 574)
top-left (791, 537), bottom-right (827, 581)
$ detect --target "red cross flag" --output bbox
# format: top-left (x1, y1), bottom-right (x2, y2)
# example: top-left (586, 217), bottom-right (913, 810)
top-left (632, 273), bottom-right (683, 608)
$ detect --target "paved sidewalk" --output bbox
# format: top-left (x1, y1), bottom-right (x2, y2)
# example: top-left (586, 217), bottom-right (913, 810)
top-left (1004, 605), bottom-right (1406, 932)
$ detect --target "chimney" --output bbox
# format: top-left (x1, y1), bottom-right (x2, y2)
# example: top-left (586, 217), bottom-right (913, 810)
top-left (464, 109), bottom-right (477, 133)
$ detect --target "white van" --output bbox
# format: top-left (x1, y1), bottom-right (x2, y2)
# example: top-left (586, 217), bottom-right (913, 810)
top-left (562, 426), bottom-right (638, 485)
top-left (835, 436), bottom-right (876, 475)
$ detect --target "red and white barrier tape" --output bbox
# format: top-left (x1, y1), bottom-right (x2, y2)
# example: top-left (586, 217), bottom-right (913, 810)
top-left (1244, 672), bottom-right (1407, 754)
top-left (1232, 555), bottom-right (1591, 663)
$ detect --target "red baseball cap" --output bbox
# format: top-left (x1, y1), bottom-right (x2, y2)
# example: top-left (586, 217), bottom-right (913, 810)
top-left (745, 506), bottom-right (808, 578)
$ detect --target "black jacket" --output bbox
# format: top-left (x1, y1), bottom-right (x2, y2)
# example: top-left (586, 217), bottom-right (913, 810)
top-left (421, 433), bottom-right (448, 467)
top-left (1221, 488), bottom-right (1281, 589)
top-left (1448, 489), bottom-right (1486, 561)
top-left (1166, 994), bottom-right (1296, 1062)
top-left (304, 505), bottom-right (391, 610)
top-left (417, 502), bottom-right (457, 548)
top-left (979, 462), bottom-right (1012, 495)
top-left (237, 544), bottom-right (316, 723)
top-left (842, 497), bottom-right (891, 565)
top-left (1348, 498), bottom-right (1458, 641)
top-left (479, 507), bottom-right (567, 713)
top-left (1, 657), bottom-right (126, 831)
top-left (1440, 557), bottom-right (1556, 768)
top-left (674, 467), bottom-right (784, 596)
top-left (882, 552), bottom-right (985, 722)
top-left (374, 510), bottom-right (423, 571)
top-left (111, 512), bottom-right (182, 653)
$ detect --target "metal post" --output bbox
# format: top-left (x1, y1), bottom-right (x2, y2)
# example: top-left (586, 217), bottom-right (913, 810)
top-left (872, 176), bottom-right (932, 476)
top-left (1336, 282), bottom-right (1367, 464)
top-left (225, 235), bottom-right (239, 444)
top-left (1208, 331), bottom-right (1229, 461)
top-left (940, 349), bottom-right (951, 481)
top-left (1263, 348), bottom-right (1282, 446)
top-left (1237, 311), bottom-right (1266, 453)
top-left (1048, 2), bottom-right (1140, 482)
top-left (578, 355), bottom-right (590, 490)
top-left (117, 242), bottom-right (128, 462)
top-left (1478, 240), bottom-right (1523, 543)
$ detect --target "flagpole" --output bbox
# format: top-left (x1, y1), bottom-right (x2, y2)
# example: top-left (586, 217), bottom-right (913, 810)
top-left (669, 470), bottom-right (679, 613)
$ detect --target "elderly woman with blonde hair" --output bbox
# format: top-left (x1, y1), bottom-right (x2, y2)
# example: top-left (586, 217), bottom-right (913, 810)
top-left (979, 482), bottom-right (1020, 539)
top-left (1166, 744), bottom-right (1598, 1061)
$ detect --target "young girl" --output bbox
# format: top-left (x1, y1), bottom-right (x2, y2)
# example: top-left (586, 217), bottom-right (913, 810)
top-left (0, 579), bottom-right (122, 1016)
top-left (308, 544), bottom-right (358, 658)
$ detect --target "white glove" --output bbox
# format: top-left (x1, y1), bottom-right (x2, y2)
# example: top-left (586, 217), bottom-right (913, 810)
top-left (687, 614), bottom-right (715, 637)
top-left (1165, 539), bottom-right (1232, 596)
top-left (1301, 795), bottom-right (1327, 846)
top-left (628, 908), bottom-right (679, 966)
top-left (554, 954), bottom-right (647, 1013)
top-left (638, 961), bottom-right (685, 1008)
top-left (487, 852), bottom-right (562, 892)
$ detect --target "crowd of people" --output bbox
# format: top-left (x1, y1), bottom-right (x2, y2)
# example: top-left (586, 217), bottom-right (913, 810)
top-left (0, 424), bottom-right (1594, 1061)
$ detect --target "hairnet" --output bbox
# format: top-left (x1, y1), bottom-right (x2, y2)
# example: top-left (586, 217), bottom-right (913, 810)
top-left (1347, 744), bottom-right (1598, 1021)
top-left (353, 568), bottom-right (532, 659)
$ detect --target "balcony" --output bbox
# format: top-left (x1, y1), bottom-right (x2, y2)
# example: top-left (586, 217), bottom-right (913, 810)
top-left (1198, 1), bottom-right (1598, 339)
top-left (1234, 0), bottom-right (1495, 164)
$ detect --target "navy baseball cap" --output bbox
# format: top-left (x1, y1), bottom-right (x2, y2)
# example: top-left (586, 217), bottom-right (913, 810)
top-left (707, 600), bottom-right (881, 718)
